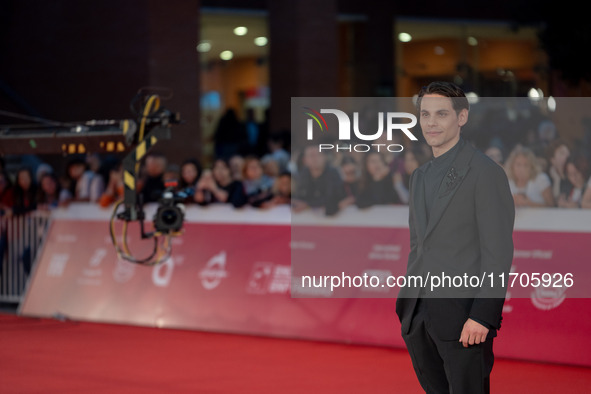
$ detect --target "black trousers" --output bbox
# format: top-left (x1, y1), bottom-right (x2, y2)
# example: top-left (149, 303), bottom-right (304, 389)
top-left (402, 299), bottom-right (494, 394)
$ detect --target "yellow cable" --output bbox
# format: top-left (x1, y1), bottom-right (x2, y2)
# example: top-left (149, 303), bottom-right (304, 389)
top-left (138, 95), bottom-right (160, 143)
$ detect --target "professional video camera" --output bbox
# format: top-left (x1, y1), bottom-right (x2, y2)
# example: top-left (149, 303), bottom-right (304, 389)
top-left (153, 182), bottom-right (186, 234)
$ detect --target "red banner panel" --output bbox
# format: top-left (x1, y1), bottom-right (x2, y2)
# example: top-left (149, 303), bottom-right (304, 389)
top-left (19, 204), bottom-right (591, 367)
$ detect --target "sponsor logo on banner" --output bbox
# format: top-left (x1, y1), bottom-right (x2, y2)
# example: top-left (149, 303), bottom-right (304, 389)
top-left (46, 254), bottom-right (69, 277)
top-left (113, 257), bottom-right (136, 283)
top-left (76, 248), bottom-right (107, 286)
top-left (199, 251), bottom-right (227, 290)
top-left (246, 263), bottom-right (291, 295)
top-left (531, 286), bottom-right (566, 311)
top-left (246, 262), bottom-right (273, 294)
top-left (89, 248), bottom-right (107, 267)
top-left (152, 257), bottom-right (175, 287)
top-left (368, 244), bottom-right (401, 261)
top-left (269, 265), bottom-right (291, 294)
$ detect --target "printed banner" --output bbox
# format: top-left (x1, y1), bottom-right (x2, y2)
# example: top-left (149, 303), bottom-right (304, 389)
top-left (19, 204), bottom-right (591, 367)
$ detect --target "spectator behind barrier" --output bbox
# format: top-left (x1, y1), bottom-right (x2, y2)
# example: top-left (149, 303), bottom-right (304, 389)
top-left (179, 159), bottom-right (202, 203)
top-left (261, 156), bottom-right (281, 179)
top-left (64, 155), bottom-right (104, 203)
top-left (82, 154), bottom-right (105, 202)
top-left (262, 131), bottom-right (290, 173)
top-left (37, 172), bottom-right (70, 210)
top-left (339, 155), bottom-right (361, 208)
top-left (356, 152), bottom-right (402, 209)
top-left (0, 170), bottom-right (14, 216)
top-left (12, 167), bottom-right (37, 216)
top-left (2, 108), bottom-right (589, 217)
top-left (35, 163), bottom-right (53, 184)
top-left (194, 159), bottom-right (247, 208)
top-left (558, 153), bottom-right (590, 208)
top-left (65, 158), bottom-right (86, 200)
top-left (242, 156), bottom-right (274, 208)
top-left (99, 161), bottom-right (124, 208)
top-left (292, 144), bottom-right (347, 216)
top-left (545, 139), bottom-right (572, 200)
top-left (273, 171), bottom-right (291, 204)
top-left (258, 171), bottom-right (292, 210)
top-left (485, 145), bottom-right (504, 166)
top-left (505, 145), bottom-right (555, 207)
top-left (229, 154), bottom-right (245, 181)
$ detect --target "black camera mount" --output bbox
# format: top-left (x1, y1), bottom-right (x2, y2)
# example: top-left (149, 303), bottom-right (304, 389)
top-left (109, 93), bottom-right (184, 266)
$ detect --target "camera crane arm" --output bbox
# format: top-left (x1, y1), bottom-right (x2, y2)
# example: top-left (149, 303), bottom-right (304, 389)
top-left (0, 92), bottom-right (183, 266)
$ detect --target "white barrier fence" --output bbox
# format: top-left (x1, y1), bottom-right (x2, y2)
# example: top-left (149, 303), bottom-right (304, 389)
top-left (0, 211), bottom-right (51, 303)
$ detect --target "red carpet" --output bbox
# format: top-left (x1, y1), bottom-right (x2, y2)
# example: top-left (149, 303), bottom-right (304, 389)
top-left (1, 314), bottom-right (589, 393)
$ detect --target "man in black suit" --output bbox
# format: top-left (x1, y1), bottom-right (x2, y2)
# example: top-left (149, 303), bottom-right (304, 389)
top-left (396, 82), bottom-right (515, 393)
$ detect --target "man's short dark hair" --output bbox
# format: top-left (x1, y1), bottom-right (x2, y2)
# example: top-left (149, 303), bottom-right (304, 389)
top-left (416, 81), bottom-right (469, 115)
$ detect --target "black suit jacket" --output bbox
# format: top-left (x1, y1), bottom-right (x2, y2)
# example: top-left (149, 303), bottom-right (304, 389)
top-left (396, 140), bottom-right (515, 340)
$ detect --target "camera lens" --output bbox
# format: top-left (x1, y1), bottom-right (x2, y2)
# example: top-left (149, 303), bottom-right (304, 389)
top-left (161, 208), bottom-right (177, 225)
top-left (154, 204), bottom-right (184, 233)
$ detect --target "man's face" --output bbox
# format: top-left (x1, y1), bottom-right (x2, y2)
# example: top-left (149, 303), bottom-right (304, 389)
top-left (419, 94), bottom-right (468, 156)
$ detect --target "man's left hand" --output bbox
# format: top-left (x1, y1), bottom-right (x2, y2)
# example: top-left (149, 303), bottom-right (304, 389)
top-left (459, 318), bottom-right (489, 348)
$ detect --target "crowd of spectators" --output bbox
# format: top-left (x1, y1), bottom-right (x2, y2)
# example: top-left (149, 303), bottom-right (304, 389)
top-left (1, 109), bottom-right (591, 222)
top-left (0, 113), bottom-right (293, 218)
top-left (290, 115), bottom-right (591, 216)
top-left (500, 138), bottom-right (591, 209)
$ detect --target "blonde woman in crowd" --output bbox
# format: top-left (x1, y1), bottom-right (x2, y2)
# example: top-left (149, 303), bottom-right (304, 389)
top-left (504, 145), bottom-right (555, 207)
